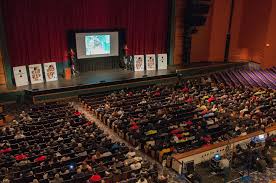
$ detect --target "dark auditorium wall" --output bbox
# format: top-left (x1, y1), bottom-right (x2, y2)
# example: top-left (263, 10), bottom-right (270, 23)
top-left (1, 0), bottom-right (169, 67)
top-left (175, 0), bottom-right (275, 68)
top-left (173, 0), bottom-right (186, 65)
top-left (174, 0), bottom-right (232, 63)
top-left (191, 0), bottom-right (231, 62)
top-left (190, 0), bottom-right (214, 62)
top-left (208, 0), bottom-right (231, 61)
top-left (0, 50), bottom-right (5, 85)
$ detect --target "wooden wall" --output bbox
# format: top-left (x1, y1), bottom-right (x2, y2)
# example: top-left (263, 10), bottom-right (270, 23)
top-left (263, 0), bottom-right (276, 68)
top-left (173, 0), bottom-right (276, 68)
top-left (0, 50), bottom-right (5, 85)
top-left (173, 0), bottom-right (186, 65)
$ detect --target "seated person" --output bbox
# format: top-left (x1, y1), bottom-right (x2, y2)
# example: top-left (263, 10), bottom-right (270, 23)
top-left (130, 160), bottom-right (142, 170)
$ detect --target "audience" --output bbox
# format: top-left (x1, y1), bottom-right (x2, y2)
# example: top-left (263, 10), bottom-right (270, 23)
top-left (1, 75), bottom-right (275, 183)
top-left (0, 102), bottom-right (158, 183)
top-left (81, 78), bottom-right (275, 163)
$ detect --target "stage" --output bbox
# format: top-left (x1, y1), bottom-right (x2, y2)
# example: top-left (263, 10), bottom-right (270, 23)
top-left (25, 69), bottom-right (177, 102)
top-left (0, 62), bottom-right (247, 103)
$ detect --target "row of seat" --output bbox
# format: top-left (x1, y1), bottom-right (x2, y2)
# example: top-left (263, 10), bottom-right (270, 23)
top-left (0, 102), bottom-right (158, 183)
top-left (212, 67), bottom-right (276, 89)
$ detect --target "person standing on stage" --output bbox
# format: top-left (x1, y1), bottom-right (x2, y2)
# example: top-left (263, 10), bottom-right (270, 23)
top-left (69, 48), bottom-right (79, 76)
top-left (123, 43), bottom-right (131, 70)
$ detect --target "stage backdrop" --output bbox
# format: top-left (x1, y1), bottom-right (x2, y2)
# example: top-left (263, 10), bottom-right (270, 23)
top-left (1, 0), bottom-right (169, 68)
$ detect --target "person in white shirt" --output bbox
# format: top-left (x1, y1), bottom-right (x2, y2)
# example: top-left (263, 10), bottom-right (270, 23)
top-left (130, 161), bottom-right (141, 170)
top-left (219, 158), bottom-right (230, 183)
top-left (14, 131), bottom-right (25, 139)
top-left (219, 158), bottom-right (229, 169)
top-left (126, 149), bottom-right (136, 158)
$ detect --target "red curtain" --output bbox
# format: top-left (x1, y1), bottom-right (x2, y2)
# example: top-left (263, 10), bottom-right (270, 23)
top-left (1, 0), bottom-right (169, 66)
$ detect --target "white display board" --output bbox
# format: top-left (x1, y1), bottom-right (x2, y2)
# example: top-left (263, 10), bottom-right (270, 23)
top-left (157, 53), bottom-right (168, 70)
top-left (146, 54), bottom-right (156, 71)
top-left (134, 55), bottom-right (145, 71)
top-left (43, 62), bottom-right (58, 82)
top-left (13, 66), bottom-right (29, 87)
top-left (28, 64), bottom-right (44, 84)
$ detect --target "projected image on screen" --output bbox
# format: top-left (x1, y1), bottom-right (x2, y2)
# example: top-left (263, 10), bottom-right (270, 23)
top-left (85, 35), bottom-right (111, 55)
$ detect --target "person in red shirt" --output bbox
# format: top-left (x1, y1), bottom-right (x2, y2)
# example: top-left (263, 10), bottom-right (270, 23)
top-left (202, 135), bottom-right (212, 144)
top-left (15, 153), bottom-right (28, 161)
top-left (88, 173), bottom-right (101, 183)
top-left (182, 87), bottom-right (189, 93)
top-left (34, 155), bottom-right (46, 162)
top-left (185, 121), bottom-right (193, 125)
top-left (0, 147), bottom-right (12, 154)
top-left (170, 129), bottom-right (181, 135)
top-left (130, 123), bottom-right (139, 131)
top-left (207, 95), bottom-right (215, 103)
top-left (154, 91), bottom-right (160, 96)
top-left (127, 91), bottom-right (133, 97)
top-left (185, 97), bottom-right (193, 103)
top-left (74, 110), bottom-right (81, 116)
top-left (84, 121), bottom-right (94, 126)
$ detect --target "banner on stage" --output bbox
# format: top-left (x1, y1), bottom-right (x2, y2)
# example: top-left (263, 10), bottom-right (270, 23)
top-left (134, 55), bottom-right (145, 71)
top-left (43, 62), bottom-right (58, 82)
top-left (28, 64), bottom-right (44, 84)
top-left (157, 53), bottom-right (167, 70)
top-left (146, 54), bottom-right (156, 71)
top-left (13, 65), bottom-right (29, 87)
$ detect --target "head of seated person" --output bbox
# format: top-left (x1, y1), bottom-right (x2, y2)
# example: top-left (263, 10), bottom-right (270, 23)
top-left (80, 161), bottom-right (92, 172)
top-left (137, 177), bottom-right (148, 183)
top-left (73, 168), bottom-right (85, 179)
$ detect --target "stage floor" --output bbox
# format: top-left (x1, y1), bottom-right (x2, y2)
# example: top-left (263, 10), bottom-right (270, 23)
top-left (0, 62), bottom-right (248, 103)
top-left (0, 69), bottom-right (176, 94)
top-left (0, 62), bottom-right (247, 95)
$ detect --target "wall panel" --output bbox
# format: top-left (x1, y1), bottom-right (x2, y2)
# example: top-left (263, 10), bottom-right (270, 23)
top-left (0, 50), bottom-right (6, 85)
top-left (173, 0), bottom-right (186, 65)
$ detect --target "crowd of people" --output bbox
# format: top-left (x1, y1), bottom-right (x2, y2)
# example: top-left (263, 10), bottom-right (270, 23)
top-left (0, 74), bottom-right (275, 183)
top-left (0, 102), bottom-right (162, 183)
top-left (81, 77), bottom-right (275, 163)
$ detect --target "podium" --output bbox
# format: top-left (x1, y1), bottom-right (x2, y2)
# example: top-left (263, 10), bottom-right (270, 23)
top-left (65, 68), bottom-right (71, 80)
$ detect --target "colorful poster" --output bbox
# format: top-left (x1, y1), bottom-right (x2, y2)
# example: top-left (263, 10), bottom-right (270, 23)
top-left (43, 62), bottom-right (58, 82)
top-left (13, 66), bottom-right (29, 87)
top-left (146, 54), bottom-right (156, 71)
top-left (28, 64), bottom-right (44, 84)
top-left (157, 53), bottom-right (167, 70)
top-left (134, 55), bottom-right (145, 71)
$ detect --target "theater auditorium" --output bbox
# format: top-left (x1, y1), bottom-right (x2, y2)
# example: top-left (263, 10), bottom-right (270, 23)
top-left (0, 0), bottom-right (275, 183)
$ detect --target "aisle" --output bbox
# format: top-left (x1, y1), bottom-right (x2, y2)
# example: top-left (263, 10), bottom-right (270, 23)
top-left (74, 102), bottom-right (183, 183)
